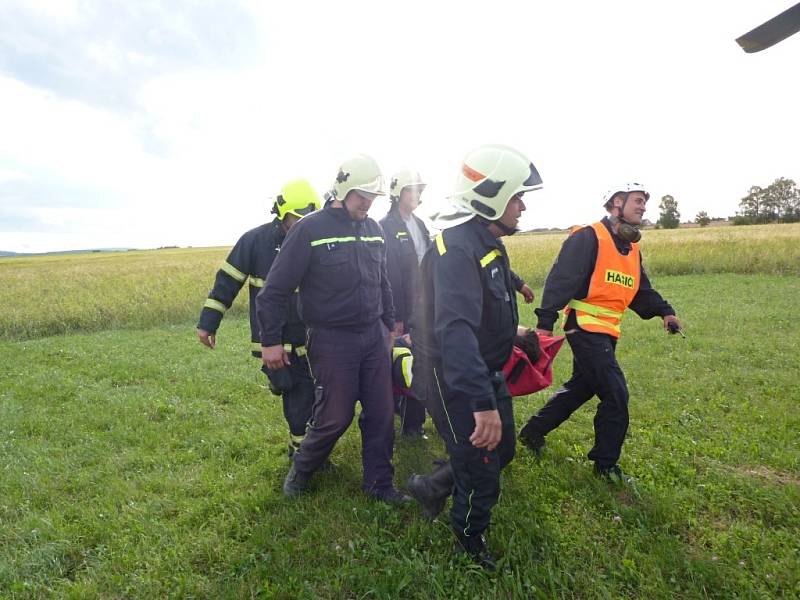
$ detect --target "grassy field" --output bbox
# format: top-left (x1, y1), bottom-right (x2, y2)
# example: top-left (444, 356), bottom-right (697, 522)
top-left (1, 225), bottom-right (799, 598)
top-left (2, 223), bottom-right (799, 342)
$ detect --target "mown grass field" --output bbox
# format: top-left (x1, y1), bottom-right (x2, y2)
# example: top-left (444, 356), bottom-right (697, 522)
top-left (1, 224), bottom-right (799, 598)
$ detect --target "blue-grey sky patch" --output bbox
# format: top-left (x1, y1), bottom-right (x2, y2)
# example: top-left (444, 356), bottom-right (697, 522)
top-left (0, 0), bottom-right (261, 111)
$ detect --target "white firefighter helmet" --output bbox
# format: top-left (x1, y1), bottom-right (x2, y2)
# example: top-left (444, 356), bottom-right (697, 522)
top-left (389, 168), bottom-right (426, 203)
top-left (431, 144), bottom-right (543, 229)
top-left (331, 154), bottom-right (385, 201)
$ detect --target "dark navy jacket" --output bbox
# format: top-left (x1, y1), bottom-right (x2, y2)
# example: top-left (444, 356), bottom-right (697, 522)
top-left (256, 205), bottom-right (395, 346)
top-left (535, 217), bottom-right (675, 332)
top-left (379, 208), bottom-right (430, 325)
top-left (411, 218), bottom-right (519, 412)
top-left (197, 218), bottom-right (305, 357)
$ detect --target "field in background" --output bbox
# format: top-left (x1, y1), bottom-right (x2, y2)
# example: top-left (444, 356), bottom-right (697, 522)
top-left (2, 223), bottom-right (799, 342)
top-left (1, 225), bottom-right (799, 598)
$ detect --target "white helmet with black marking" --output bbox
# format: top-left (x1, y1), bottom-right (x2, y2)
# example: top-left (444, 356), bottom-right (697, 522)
top-left (432, 144), bottom-right (543, 229)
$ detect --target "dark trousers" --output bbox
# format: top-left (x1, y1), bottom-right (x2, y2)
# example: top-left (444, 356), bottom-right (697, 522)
top-left (396, 393), bottom-right (427, 433)
top-left (413, 357), bottom-right (515, 537)
top-left (523, 329), bottom-right (629, 468)
top-left (282, 356), bottom-right (315, 436)
top-left (261, 355), bottom-right (315, 437)
top-left (294, 320), bottom-right (395, 492)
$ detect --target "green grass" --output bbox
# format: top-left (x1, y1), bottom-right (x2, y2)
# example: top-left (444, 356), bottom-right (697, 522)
top-left (2, 271), bottom-right (798, 598)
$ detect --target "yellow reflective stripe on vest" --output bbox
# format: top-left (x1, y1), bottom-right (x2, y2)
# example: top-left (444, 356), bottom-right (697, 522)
top-left (204, 298), bottom-right (227, 313)
top-left (567, 299), bottom-right (623, 319)
top-left (576, 313), bottom-right (621, 334)
top-left (435, 233), bottom-right (446, 255)
top-left (220, 261), bottom-right (247, 282)
top-left (310, 236), bottom-right (357, 247)
top-left (249, 276), bottom-right (264, 288)
top-left (480, 249), bottom-right (502, 268)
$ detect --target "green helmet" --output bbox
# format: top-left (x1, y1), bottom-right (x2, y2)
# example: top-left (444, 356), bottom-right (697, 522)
top-left (273, 178), bottom-right (321, 220)
top-left (389, 168), bottom-right (426, 203)
top-left (331, 154), bottom-right (385, 201)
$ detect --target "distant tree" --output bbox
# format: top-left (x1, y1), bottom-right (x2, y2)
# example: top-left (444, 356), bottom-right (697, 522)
top-left (658, 195), bottom-right (680, 229)
top-left (738, 179), bottom-right (800, 224)
top-left (738, 185), bottom-right (766, 223)
top-left (695, 211), bottom-right (711, 227)
top-left (763, 177), bottom-right (800, 221)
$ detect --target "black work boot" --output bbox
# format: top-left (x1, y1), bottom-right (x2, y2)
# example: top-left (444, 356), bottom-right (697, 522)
top-left (282, 463), bottom-right (311, 498)
top-left (594, 463), bottom-right (632, 485)
top-left (519, 422), bottom-right (546, 457)
top-left (367, 487), bottom-right (413, 506)
top-left (453, 529), bottom-right (497, 571)
top-left (406, 462), bottom-right (454, 520)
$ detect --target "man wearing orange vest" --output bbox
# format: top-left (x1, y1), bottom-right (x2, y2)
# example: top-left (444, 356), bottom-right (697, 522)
top-left (518, 183), bottom-right (681, 483)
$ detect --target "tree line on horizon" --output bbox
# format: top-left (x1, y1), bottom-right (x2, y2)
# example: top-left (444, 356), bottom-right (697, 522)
top-left (653, 177), bottom-right (799, 229)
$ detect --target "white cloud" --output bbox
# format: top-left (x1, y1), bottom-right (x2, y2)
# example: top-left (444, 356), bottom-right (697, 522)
top-left (1, 0), bottom-right (799, 253)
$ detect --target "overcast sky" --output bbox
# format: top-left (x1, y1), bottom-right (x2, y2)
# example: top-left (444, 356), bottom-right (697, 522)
top-left (1, 0), bottom-right (798, 253)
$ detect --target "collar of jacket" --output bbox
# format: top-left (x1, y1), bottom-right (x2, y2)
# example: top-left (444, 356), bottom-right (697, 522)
top-left (385, 207), bottom-right (414, 228)
top-left (323, 203), bottom-right (361, 225)
top-left (467, 216), bottom-right (506, 252)
top-left (270, 216), bottom-right (287, 243)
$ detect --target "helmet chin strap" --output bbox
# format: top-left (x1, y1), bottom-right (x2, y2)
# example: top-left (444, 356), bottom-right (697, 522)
top-left (478, 216), bottom-right (517, 236)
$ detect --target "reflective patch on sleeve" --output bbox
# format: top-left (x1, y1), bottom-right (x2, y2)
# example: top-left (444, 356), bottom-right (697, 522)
top-left (435, 233), bottom-right (446, 255)
top-left (479, 249), bottom-right (502, 268)
top-left (401, 355), bottom-right (413, 387)
top-left (221, 261), bottom-right (247, 282)
top-left (204, 298), bottom-right (228, 313)
top-left (249, 276), bottom-right (265, 288)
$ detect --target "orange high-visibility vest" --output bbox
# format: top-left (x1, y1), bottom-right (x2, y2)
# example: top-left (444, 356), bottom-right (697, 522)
top-left (564, 222), bottom-right (640, 338)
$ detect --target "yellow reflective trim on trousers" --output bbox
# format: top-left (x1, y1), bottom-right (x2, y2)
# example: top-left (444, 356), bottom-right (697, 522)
top-left (435, 233), bottom-right (446, 255)
top-left (433, 367), bottom-right (457, 443)
top-left (480, 249), bottom-right (502, 268)
top-left (567, 299), bottom-right (623, 319)
top-left (204, 298), bottom-right (227, 313)
top-left (310, 236), bottom-right (357, 247)
top-left (463, 489), bottom-right (475, 536)
top-left (360, 236), bottom-right (384, 243)
top-left (220, 261), bottom-right (247, 282)
top-left (576, 313), bottom-right (621, 334)
top-left (249, 276), bottom-right (264, 288)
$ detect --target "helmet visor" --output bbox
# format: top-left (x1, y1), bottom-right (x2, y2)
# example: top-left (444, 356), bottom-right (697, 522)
top-left (288, 203), bottom-right (317, 217)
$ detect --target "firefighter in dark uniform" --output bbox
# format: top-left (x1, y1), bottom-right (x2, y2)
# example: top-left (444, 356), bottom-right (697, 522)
top-left (406, 145), bottom-right (544, 569)
top-left (518, 183), bottom-right (682, 483)
top-left (256, 154), bottom-right (409, 505)
top-left (196, 179), bottom-right (321, 457)
top-left (379, 168), bottom-right (430, 438)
